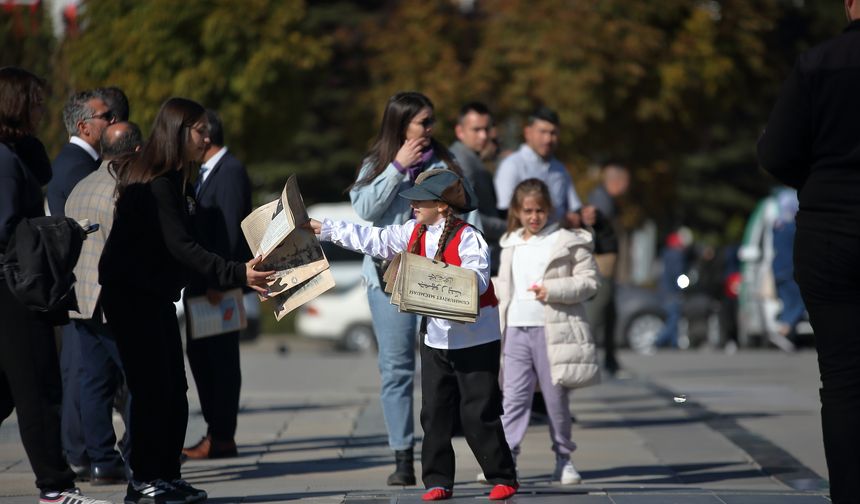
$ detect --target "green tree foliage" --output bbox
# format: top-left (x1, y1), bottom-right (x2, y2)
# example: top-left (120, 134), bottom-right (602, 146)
top-left (59, 0), bottom-right (330, 166)
top-left (0, 4), bottom-right (64, 148)
top-left (14, 0), bottom-right (846, 242)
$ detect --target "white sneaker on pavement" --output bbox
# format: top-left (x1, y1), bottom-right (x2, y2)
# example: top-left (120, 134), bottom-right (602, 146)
top-left (39, 487), bottom-right (114, 504)
top-left (554, 458), bottom-right (582, 485)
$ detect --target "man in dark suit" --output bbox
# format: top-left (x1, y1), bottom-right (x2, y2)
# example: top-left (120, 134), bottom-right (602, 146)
top-left (47, 89), bottom-right (115, 218)
top-left (182, 109), bottom-right (252, 460)
top-left (65, 121), bottom-right (142, 484)
top-left (47, 89), bottom-right (116, 480)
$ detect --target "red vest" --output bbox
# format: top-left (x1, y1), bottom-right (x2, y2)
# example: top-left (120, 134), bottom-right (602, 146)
top-left (406, 220), bottom-right (498, 308)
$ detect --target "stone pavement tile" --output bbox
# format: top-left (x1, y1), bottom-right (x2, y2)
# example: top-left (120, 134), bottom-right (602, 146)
top-left (609, 492), bottom-right (724, 503)
top-left (717, 494), bottom-right (831, 503)
top-left (576, 377), bottom-right (787, 493)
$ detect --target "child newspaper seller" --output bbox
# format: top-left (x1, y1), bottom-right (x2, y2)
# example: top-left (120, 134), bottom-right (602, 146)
top-left (307, 169), bottom-right (518, 501)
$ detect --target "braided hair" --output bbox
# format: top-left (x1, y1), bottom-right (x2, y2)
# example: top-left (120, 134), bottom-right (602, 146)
top-left (410, 207), bottom-right (457, 262)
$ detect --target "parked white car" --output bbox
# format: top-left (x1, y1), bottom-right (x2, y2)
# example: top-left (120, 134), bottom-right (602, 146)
top-left (296, 202), bottom-right (376, 352)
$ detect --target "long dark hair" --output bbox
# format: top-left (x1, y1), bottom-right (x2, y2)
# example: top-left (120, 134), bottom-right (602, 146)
top-left (351, 91), bottom-right (459, 189)
top-left (112, 97), bottom-right (206, 195)
top-left (506, 178), bottom-right (554, 233)
top-left (0, 67), bottom-right (45, 143)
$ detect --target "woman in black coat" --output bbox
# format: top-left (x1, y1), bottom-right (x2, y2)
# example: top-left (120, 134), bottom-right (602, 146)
top-left (0, 67), bottom-right (112, 504)
top-left (99, 97), bottom-right (271, 504)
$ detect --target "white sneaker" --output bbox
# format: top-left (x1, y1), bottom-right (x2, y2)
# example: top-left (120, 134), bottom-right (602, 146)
top-left (39, 487), bottom-right (114, 504)
top-left (554, 458), bottom-right (582, 485)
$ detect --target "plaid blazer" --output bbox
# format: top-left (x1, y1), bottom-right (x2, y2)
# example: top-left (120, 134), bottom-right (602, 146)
top-left (64, 162), bottom-right (116, 319)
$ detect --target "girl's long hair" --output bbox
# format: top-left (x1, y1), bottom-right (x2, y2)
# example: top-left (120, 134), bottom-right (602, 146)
top-left (506, 178), bottom-right (554, 233)
top-left (0, 67), bottom-right (45, 143)
top-left (350, 91), bottom-right (459, 189)
top-left (111, 97), bottom-right (205, 195)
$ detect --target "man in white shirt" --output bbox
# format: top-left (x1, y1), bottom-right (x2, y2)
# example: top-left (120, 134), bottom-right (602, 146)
top-left (494, 106), bottom-right (594, 228)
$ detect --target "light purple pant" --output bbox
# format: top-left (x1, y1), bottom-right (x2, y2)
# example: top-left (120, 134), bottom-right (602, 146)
top-left (501, 326), bottom-right (576, 457)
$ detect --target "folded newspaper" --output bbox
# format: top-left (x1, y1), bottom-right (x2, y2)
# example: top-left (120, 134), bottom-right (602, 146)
top-left (241, 175), bottom-right (334, 321)
top-left (384, 252), bottom-right (479, 323)
top-left (185, 288), bottom-right (247, 340)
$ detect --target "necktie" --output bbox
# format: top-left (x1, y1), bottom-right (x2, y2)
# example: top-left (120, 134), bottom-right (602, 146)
top-left (195, 165), bottom-right (209, 196)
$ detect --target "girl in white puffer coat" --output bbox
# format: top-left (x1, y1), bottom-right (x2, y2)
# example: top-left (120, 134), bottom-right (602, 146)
top-left (492, 178), bottom-right (600, 485)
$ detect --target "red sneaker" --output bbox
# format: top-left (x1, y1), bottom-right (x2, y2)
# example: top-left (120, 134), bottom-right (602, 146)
top-left (488, 483), bottom-right (518, 500)
top-left (422, 487), bottom-right (453, 501)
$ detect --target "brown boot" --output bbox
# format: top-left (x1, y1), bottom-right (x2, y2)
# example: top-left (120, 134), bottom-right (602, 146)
top-left (182, 435), bottom-right (238, 460)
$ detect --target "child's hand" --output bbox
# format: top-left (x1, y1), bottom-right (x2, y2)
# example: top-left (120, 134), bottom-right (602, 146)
top-left (304, 219), bottom-right (322, 235)
top-left (528, 283), bottom-right (548, 302)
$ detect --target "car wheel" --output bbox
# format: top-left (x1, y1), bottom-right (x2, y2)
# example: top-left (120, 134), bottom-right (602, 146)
top-left (625, 310), bottom-right (666, 354)
top-left (341, 324), bottom-right (377, 353)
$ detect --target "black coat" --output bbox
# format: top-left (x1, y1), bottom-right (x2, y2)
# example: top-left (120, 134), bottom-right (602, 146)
top-left (0, 137), bottom-right (50, 256)
top-left (758, 20), bottom-right (860, 232)
top-left (187, 151), bottom-right (253, 295)
top-left (99, 170), bottom-right (246, 303)
top-left (47, 142), bottom-right (99, 217)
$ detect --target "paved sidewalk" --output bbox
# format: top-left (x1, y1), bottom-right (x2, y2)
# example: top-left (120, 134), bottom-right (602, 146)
top-left (0, 338), bottom-right (831, 503)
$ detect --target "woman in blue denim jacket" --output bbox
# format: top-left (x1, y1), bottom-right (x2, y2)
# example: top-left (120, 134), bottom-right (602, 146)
top-left (348, 91), bottom-right (469, 486)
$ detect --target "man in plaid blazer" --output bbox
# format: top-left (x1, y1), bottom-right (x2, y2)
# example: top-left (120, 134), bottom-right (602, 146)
top-left (64, 121), bottom-right (142, 484)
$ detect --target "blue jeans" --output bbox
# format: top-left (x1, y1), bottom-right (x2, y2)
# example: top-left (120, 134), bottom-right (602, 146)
top-left (655, 297), bottom-right (682, 348)
top-left (366, 285), bottom-right (418, 451)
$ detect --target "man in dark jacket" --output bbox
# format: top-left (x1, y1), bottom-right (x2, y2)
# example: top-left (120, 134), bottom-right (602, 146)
top-left (48, 89), bottom-right (116, 480)
top-left (182, 109), bottom-right (252, 460)
top-left (585, 162), bottom-right (629, 375)
top-left (757, 3), bottom-right (860, 501)
top-left (449, 102), bottom-right (506, 274)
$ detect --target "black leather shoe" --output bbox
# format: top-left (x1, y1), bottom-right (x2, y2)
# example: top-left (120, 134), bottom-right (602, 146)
top-left (69, 463), bottom-right (91, 482)
top-left (91, 463), bottom-right (127, 485)
top-left (386, 448), bottom-right (416, 486)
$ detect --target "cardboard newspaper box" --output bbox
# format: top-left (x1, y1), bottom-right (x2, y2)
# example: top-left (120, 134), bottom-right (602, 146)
top-left (386, 252), bottom-right (479, 323)
top-left (241, 175), bottom-right (334, 320)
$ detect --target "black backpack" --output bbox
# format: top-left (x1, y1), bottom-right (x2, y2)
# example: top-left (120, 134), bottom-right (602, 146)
top-left (2, 216), bottom-right (87, 315)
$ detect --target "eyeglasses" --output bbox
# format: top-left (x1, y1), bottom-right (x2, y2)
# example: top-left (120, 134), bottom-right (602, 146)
top-left (88, 110), bottom-right (116, 123)
top-left (412, 117), bottom-right (436, 129)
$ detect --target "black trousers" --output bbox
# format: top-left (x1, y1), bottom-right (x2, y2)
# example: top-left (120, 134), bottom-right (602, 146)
top-left (102, 287), bottom-right (188, 483)
top-left (586, 270), bottom-right (618, 369)
top-left (420, 340), bottom-right (516, 489)
top-left (186, 330), bottom-right (241, 441)
top-left (794, 224), bottom-right (860, 504)
top-left (0, 281), bottom-right (75, 492)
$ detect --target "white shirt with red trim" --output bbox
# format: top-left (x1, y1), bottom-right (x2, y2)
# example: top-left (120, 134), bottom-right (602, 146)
top-left (320, 218), bottom-right (501, 350)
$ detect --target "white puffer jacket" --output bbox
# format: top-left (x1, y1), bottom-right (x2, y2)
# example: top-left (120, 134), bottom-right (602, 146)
top-left (496, 226), bottom-right (601, 388)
